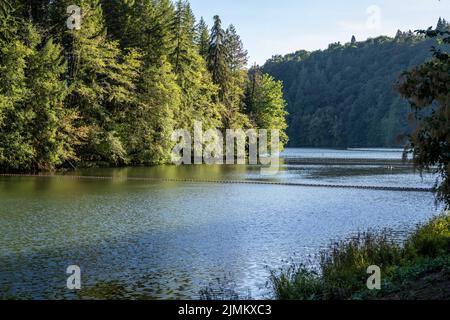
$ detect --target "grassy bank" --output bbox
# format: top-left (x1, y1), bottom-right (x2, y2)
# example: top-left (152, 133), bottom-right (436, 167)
top-left (270, 213), bottom-right (450, 300)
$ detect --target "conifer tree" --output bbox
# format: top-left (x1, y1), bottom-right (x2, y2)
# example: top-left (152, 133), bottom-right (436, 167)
top-left (225, 25), bottom-right (248, 72)
top-left (123, 0), bottom-right (175, 62)
top-left (170, 0), bottom-right (196, 81)
top-left (55, 0), bottom-right (142, 165)
top-left (120, 56), bottom-right (181, 164)
top-left (0, 24), bottom-right (82, 171)
top-left (170, 1), bottom-right (223, 130)
top-left (26, 35), bottom-right (84, 170)
top-left (0, 0), bottom-right (11, 16)
top-left (0, 34), bottom-right (32, 170)
top-left (196, 17), bottom-right (209, 59)
top-left (208, 15), bottom-right (229, 100)
top-left (223, 24), bottom-right (250, 127)
top-left (245, 65), bottom-right (263, 116)
top-left (0, 0), bottom-right (16, 42)
top-left (100, 0), bottom-right (134, 42)
top-left (437, 17), bottom-right (445, 31)
top-left (113, 0), bottom-right (181, 164)
top-left (0, 0), bottom-right (287, 171)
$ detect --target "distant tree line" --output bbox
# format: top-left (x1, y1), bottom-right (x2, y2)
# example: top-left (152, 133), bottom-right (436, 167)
top-left (0, 0), bottom-right (288, 171)
top-left (263, 18), bottom-right (450, 148)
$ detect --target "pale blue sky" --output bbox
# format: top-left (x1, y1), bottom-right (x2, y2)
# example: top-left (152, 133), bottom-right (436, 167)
top-left (189, 0), bottom-right (450, 64)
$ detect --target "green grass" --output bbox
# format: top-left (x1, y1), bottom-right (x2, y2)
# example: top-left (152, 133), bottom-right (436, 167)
top-left (270, 212), bottom-right (450, 300)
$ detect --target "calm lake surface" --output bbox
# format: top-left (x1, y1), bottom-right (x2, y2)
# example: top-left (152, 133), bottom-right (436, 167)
top-left (0, 149), bottom-right (441, 299)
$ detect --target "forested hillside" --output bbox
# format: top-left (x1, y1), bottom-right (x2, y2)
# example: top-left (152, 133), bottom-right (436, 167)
top-left (263, 20), bottom-right (450, 148)
top-left (0, 0), bottom-right (287, 171)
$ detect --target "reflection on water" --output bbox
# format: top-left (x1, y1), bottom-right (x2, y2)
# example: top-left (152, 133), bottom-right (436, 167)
top-left (0, 149), bottom-right (440, 299)
top-left (282, 148), bottom-right (411, 160)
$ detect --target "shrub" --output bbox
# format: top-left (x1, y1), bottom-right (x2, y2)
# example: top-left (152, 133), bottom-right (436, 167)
top-left (319, 232), bottom-right (403, 299)
top-left (405, 213), bottom-right (450, 259)
top-left (269, 265), bottom-right (324, 300)
top-left (270, 213), bottom-right (450, 300)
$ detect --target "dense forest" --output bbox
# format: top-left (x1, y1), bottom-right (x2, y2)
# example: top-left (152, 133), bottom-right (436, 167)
top-left (0, 0), bottom-right (287, 171)
top-left (263, 18), bottom-right (450, 148)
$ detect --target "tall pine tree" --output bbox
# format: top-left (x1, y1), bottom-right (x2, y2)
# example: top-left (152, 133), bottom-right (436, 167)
top-left (170, 1), bottom-right (223, 130)
top-left (223, 24), bottom-right (250, 127)
top-left (195, 17), bottom-right (209, 59)
top-left (208, 15), bottom-right (229, 100)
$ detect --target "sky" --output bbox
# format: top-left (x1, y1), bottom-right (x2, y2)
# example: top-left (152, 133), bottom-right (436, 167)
top-left (189, 0), bottom-right (450, 65)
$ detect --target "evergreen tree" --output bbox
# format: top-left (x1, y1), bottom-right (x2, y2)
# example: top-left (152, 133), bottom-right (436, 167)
top-left (0, 0), bottom-right (287, 171)
top-left (0, 0), bottom-right (16, 42)
top-left (263, 32), bottom-right (435, 148)
top-left (208, 15), bottom-right (229, 100)
top-left (26, 35), bottom-right (84, 170)
top-left (437, 17), bottom-right (445, 31)
top-left (170, 1), bottom-right (223, 130)
top-left (225, 24), bottom-right (248, 72)
top-left (120, 56), bottom-right (181, 164)
top-left (0, 34), bottom-right (32, 170)
top-left (0, 24), bottom-right (82, 171)
top-left (124, 0), bottom-right (175, 63)
top-left (57, 0), bottom-right (142, 165)
top-left (20, 0), bottom-right (51, 26)
top-left (223, 24), bottom-right (250, 127)
top-left (0, 0), bottom-right (11, 16)
top-left (351, 35), bottom-right (356, 44)
top-left (195, 17), bottom-right (209, 59)
top-left (245, 65), bottom-right (263, 116)
top-left (100, 0), bottom-right (134, 42)
top-left (170, 0), bottom-right (196, 82)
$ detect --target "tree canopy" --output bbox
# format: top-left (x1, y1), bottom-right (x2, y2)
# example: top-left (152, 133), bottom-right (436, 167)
top-left (397, 25), bottom-right (450, 208)
top-left (262, 21), bottom-right (450, 148)
top-left (0, 0), bottom-right (288, 171)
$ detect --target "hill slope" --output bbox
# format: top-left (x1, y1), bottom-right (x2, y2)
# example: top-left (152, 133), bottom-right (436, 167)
top-left (262, 34), bottom-right (438, 148)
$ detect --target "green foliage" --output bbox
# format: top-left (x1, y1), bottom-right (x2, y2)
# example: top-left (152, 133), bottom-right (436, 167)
top-left (245, 69), bottom-right (289, 148)
top-left (26, 37), bottom-right (84, 170)
top-left (222, 24), bottom-right (250, 128)
top-left (270, 265), bottom-right (324, 300)
top-left (0, 24), bottom-right (82, 171)
top-left (270, 212), bottom-right (450, 300)
top-left (263, 31), bottom-right (439, 148)
top-left (319, 232), bottom-right (403, 299)
top-left (196, 17), bottom-right (209, 59)
top-left (397, 27), bottom-right (450, 208)
top-left (121, 56), bottom-right (181, 165)
top-left (0, 38), bottom-right (34, 170)
top-left (405, 213), bottom-right (450, 258)
top-left (63, 0), bottom-right (142, 166)
top-left (0, 0), bottom-right (17, 42)
top-left (208, 15), bottom-right (229, 101)
top-left (0, 0), bottom-right (288, 171)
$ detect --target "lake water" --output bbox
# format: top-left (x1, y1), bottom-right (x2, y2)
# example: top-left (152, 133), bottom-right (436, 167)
top-left (0, 149), bottom-right (441, 299)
